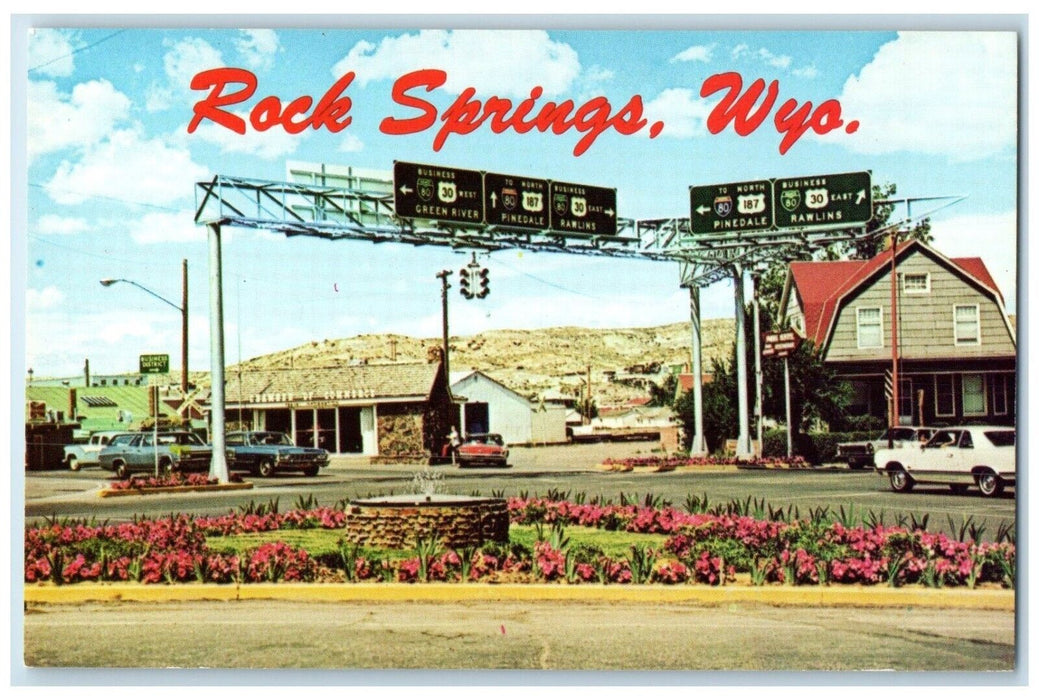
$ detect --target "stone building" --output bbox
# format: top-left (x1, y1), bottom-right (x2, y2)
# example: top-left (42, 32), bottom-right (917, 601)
top-left (222, 360), bottom-right (455, 461)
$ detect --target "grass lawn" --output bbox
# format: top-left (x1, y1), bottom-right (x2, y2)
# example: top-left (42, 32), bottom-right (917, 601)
top-left (205, 524), bottom-right (669, 559)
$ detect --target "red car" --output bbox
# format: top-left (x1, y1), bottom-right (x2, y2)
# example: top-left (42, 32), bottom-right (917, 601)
top-left (456, 433), bottom-right (510, 467)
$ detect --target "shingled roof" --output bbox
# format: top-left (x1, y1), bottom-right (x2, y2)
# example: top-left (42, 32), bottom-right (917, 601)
top-left (783, 239), bottom-right (1007, 349)
top-left (224, 362), bottom-right (442, 404)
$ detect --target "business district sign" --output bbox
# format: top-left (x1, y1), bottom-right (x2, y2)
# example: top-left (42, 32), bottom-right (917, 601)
top-left (394, 161), bottom-right (618, 236)
top-left (690, 171), bottom-right (872, 235)
top-left (761, 330), bottom-right (803, 359)
top-left (139, 354), bottom-right (170, 374)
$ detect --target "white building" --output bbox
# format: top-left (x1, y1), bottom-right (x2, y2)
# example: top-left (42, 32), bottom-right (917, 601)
top-left (450, 371), bottom-right (568, 446)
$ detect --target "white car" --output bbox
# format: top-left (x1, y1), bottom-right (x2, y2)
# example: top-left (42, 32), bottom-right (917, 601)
top-left (873, 426), bottom-right (1015, 497)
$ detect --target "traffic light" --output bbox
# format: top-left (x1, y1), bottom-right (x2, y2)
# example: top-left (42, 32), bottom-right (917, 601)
top-left (459, 267), bottom-right (474, 298)
top-left (477, 267), bottom-right (490, 298)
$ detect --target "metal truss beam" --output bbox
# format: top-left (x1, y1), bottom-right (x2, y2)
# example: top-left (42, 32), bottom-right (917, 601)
top-left (195, 175), bottom-right (664, 260)
top-left (195, 175), bottom-right (962, 278)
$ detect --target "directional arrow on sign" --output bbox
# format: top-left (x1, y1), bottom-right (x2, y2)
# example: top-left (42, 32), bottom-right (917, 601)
top-left (399, 184), bottom-right (413, 195)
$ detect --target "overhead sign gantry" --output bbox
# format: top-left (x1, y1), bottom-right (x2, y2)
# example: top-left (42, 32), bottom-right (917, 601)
top-left (196, 161), bottom-right (957, 476)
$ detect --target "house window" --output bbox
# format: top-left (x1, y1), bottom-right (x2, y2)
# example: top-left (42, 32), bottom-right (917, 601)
top-left (789, 313), bottom-right (805, 335)
top-left (934, 375), bottom-right (955, 417)
top-left (992, 375), bottom-right (1009, 416)
top-left (856, 307), bottom-right (883, 348)
top-left (902, 272), bottom-right (930, 293)
top-left (962, 374), bottom-right (987, 416)
top-left (954, 304), bottom-right (980, 345)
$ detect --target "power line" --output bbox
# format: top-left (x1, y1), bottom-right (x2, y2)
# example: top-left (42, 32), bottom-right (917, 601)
top-left (488, 254), bottom-right (608, 300)
top-left (28, 29), bottom-right (127, 74)
top-left (28, 182), bottom-right (189, 214)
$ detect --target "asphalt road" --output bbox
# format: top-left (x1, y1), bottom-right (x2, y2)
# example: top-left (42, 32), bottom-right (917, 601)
top-left (17, 441), bottom-right (1022, 676)
top-left (23, 441), bottom-right (1018, 539)
top-left (22, 599), bottom-right (1017, 673)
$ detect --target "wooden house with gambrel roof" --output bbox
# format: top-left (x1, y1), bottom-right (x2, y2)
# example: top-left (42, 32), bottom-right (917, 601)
top-left (779, 239), bottom-right (1015, 426)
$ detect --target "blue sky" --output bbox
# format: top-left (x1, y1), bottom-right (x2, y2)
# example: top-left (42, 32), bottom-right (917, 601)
top-left (17, 23), bottom-right (1020, 379)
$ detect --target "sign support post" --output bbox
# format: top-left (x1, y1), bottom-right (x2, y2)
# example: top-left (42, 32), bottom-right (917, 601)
top-left (784, 357), bottom-right (792, 459)
top-left (687, 284), bottom-right (707, 456)
top-left (208, 223), bottom-right (229, 483)
top-left (733, 263), bottom-right (753, 459)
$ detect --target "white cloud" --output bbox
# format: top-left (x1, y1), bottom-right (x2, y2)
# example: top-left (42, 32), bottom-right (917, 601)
top-left (671, 44), bottom-right (715, 63)
top-left (27, 308), bottom-right (199, 377)
top-left (164, 37), bottom-right (224, 92)
top-left (28, 28), bottom-right (76, 78)
top-left (145, 81), bottom-right (173, 112)
top-left (642, 88), bottom-right (712, 139)
top-left (127, 211), bottom-right (204, 245)
top-left (235, 29), bottom-right (280, 70)
top-left (336, 30), bottom-right (581, 97)
top-left (44, 128), bottom-right (210, 206)
top-left (730, 42), bottom-right (813, 78)
top-left (190, 109), bottom-right (302, 159)
top-left (26, 287), bottom-right (65, 311)
top-left (929, 210), bottom-right (1017, 312)
top-left (37, 214), bottom-right (90, 236)
top-left (837, 32), bottom-right (1016, 161)
top-left (27, 79), bottom-right (132, 161)
top-left (337, 133), bottom-right (365, 153)
top-left (756, 48), bottom-right (791, 70)
top-left (143, 36), bottom-right (223, 113)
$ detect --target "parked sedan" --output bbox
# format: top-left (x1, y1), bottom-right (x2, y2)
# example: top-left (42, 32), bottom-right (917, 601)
top-left (226, 431), bottom-right (329, 477)
top-left (836, 426), bottom-right (935, 469)
top-left (873, 426), bottom-right (1015, 497)
top-left (98, 431), bottom-right (213, 479)
top-left (456, 433), bottom-right (509, 467)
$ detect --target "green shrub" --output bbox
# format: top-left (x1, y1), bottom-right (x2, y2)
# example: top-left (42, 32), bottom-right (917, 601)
top-left (762, 429), bottom-right (876, 464)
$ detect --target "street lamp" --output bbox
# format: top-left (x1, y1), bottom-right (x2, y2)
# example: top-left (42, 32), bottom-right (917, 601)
top-left (100, 259), bottom-right (189, 395)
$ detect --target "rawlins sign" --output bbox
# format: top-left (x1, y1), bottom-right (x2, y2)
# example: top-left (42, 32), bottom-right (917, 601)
top-left (690, 171), bottom-right (872, 235)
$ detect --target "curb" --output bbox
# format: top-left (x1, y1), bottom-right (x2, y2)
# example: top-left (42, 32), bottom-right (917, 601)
top-left (97, 482), bottom-right (255, 498)
top-left (23, 582), bottom-right (1015, 610)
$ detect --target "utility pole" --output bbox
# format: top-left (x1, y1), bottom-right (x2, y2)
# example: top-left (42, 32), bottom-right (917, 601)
top-left (181, 258), bottom-right (189, 395)
top-left (436, 270), bottom-right (453, 382)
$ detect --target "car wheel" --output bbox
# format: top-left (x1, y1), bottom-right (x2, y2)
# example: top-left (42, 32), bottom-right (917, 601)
top-left (67, 457), bottom-right (80, 472)
top-left (258, 460), bottom-right (276, 478)
top-left (976, 471), bottom-right (1004, 497)
top-left (889, 467), bottom-right (914, 493)
top-left (949, 484), bottom-right (970, 495)
top-left (303, 465), bottom-right (319, 477)
top-left (114, 462), bottom-right (129, 480)
top-left (159, 458), bottom-right (174, 475)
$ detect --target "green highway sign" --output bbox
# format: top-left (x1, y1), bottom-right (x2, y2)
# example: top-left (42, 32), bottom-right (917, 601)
top-left (773, 171), bottom-right (873, 229)
top-left (393, 160), bottom-right (485, 226)
top-left (549, 180), bottom-right (617, 236)
top-left (484, 171), bottom-right (549, 231)
top-left (139, 354), bottom-right (169, 374)
top-left (690, 180), bottom-right (773, 235)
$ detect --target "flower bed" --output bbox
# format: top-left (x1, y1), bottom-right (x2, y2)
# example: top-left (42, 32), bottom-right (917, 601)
top-left (598, 455), bottom-right (809, 472)
top-left (24, 496), bottom-right (1014, 589)
top-left (106, 473), bottom-right (233, 491)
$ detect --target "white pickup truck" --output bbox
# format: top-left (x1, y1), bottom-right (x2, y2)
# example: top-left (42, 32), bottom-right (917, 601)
top-left (873, 425), bottom-right (1016, 497)
top-left (62, 431), bottom-right (134, 471)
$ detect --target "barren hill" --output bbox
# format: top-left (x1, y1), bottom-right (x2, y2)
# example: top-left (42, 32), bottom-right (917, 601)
top-left (231, 320), bottom-right (735, 406)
